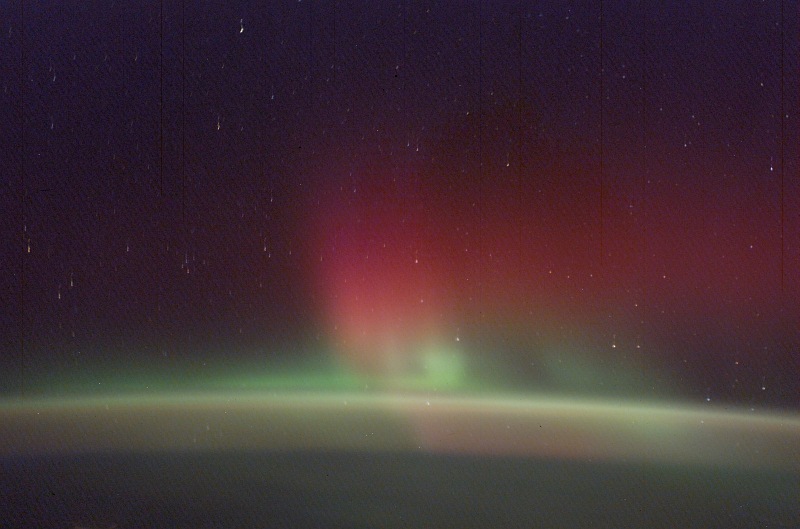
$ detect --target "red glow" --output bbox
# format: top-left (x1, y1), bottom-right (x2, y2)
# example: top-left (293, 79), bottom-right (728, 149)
top-left (310, 153), bottom-right (790, 374)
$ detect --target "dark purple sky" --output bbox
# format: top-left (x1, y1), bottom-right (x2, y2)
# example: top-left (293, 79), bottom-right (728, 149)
top-left (1, 1), bottom-right (798, 407)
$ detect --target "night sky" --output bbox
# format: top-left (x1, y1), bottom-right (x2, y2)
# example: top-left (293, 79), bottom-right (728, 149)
top-left (1, 1), bottom-right (798, 408)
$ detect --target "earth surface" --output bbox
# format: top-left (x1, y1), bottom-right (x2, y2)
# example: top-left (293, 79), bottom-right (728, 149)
top-left (1, 392), bottom-right (798, 528)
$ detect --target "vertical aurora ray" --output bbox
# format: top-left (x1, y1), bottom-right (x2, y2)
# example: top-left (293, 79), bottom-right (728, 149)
top-left (307, 117), bottom-right (797, 399)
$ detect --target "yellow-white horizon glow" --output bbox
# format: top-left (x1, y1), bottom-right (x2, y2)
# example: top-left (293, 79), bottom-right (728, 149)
top-left (1, 391), bottom-right (798, 472)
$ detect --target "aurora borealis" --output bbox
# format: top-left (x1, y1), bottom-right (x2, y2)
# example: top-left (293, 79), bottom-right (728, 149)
top-left (0, 1), bottom-right (797, 408)
top-left (1, 4), bottom-right (799, 528)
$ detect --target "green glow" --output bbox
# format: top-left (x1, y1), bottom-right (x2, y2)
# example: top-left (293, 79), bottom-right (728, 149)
top-left (22, 347), bottom-right (482, 397)
top-left (419, 344), bottom-right (466, 388)
top-left (6, 341), bottom-right (685, 404)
